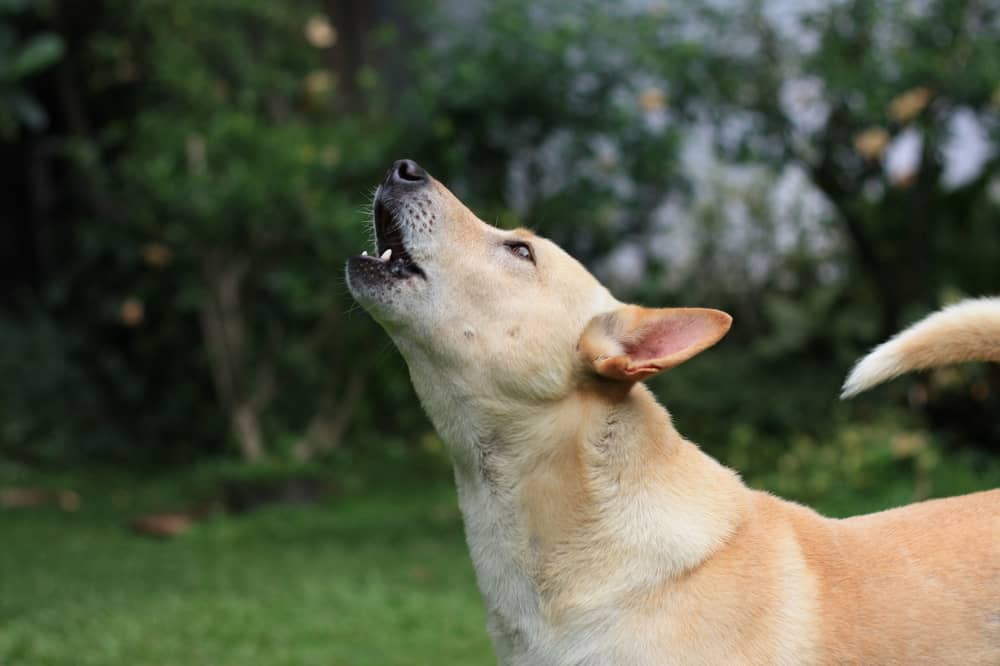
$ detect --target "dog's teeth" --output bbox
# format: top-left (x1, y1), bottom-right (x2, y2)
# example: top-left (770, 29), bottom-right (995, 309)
top-left (381, 249), bottom-right (392, 261)
top-left (361, 250), bottom-right (368, 256)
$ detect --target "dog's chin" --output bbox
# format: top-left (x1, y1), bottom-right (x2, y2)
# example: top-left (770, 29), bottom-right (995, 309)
top-left (345, 259), bottom-right (421, 326)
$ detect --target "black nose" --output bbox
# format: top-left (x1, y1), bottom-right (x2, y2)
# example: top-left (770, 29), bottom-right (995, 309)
top-left (385, 159), bottom-right (429, 186)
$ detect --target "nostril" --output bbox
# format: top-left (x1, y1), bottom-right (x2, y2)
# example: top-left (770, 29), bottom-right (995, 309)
top-left (393, 159), bottom-right (428, 184)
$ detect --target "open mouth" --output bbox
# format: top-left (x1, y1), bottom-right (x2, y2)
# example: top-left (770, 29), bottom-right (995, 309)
top-left (359, 198), bottom-right (425, 280)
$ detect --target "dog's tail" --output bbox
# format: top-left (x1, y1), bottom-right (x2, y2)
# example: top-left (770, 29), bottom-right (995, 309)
top-left (841, 297), bottom-right (1000, 398)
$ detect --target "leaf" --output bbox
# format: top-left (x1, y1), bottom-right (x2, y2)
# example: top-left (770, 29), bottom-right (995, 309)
top-left (8, 91), bottom-right (46, 129)
top-left (10, 33), bottom-right (64, 79)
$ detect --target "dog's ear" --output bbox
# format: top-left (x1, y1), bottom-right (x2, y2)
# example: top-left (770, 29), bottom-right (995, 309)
top-left (578, 305), bottom-right (732, 382)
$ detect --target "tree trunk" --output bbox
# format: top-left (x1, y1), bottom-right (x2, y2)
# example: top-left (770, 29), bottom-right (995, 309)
top-left (199, 254), bottom-right (271, 461)
top-left (292, 371), bottom-right (366, 461)
top-left (232, 401), bottom-right (265, 462)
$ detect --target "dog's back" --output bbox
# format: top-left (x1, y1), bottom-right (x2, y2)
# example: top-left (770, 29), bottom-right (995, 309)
top-left (826, 297), bottom-right (1000, 662)
top-left (807, 489), bottom-right (1000, 663)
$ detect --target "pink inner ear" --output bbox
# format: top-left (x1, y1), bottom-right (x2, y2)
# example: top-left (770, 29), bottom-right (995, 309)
top-left (625, 316), bottom-right (705, 362)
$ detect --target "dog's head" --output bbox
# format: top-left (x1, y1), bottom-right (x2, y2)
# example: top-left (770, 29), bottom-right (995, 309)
top-left (347, 160), bottom-right (731, 446)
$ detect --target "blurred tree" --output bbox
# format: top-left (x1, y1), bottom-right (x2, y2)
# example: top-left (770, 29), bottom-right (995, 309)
top-left (409, 0), bottom-right (1000, 450)
top-left (1, 0), bottom-right (996, 468)
top-left (95, 0), bottom-right (409, 461)
top-left (1, 0), bottom-right (415, 462)
top-left (665, 0), bottom-right (1000, 446)
top-left (408, 0), bottom-right (688, 260)
top-left (681, 0), bottom-right (1000, 336)
top-left (0, 0), bottom-right (64, 297)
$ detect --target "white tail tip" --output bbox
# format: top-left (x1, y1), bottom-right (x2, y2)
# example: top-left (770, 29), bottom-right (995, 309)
top-left (840, 297), bottom-right (1000, 399)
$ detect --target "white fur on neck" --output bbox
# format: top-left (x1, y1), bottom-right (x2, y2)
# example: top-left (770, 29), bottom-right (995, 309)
top-left (413, 363), bottom-right (748, 664)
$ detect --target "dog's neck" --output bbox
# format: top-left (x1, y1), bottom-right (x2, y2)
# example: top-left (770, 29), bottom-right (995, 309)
top-left (408, 358), bottom-right (749, 658)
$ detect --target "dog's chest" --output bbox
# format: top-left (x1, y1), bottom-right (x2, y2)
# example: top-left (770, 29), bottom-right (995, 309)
top-left (455, 474), bottom-right (640, 665)
top-left (454, 475), bottom-right (550, 657)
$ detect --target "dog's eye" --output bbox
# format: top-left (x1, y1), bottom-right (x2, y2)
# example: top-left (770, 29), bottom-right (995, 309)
top-left (505, 241), bottom-right (534, 263)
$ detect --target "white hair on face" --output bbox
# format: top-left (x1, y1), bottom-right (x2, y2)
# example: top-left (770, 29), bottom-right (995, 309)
top-left (841, 297), bottom-right (1000, 398)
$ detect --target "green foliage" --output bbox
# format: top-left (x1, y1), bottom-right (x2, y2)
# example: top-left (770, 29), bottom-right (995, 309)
top-left (1, 0), bottom-right (997, 471)
top-left (742, 417), bottom-right (1000, 517)
top-left (6, 0), bottom-right (417, 461)
top-left (0, 312), bottom-right (100, 460)
top-left (0, 0), bottom-right (64, 135)
top-left (410, 0), bottom-right (691, 256)
top-left (688, 0), bottom-right (1000, 330)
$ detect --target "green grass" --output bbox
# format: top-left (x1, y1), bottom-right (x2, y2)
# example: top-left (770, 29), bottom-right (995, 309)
top-left (2, 437), bottom-right (998, 666)
top-left (0, 466), bottom-right (493, 666)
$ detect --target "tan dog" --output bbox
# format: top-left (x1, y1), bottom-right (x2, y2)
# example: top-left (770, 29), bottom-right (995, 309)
top-left (347, 159), bottom-right (1000, 665)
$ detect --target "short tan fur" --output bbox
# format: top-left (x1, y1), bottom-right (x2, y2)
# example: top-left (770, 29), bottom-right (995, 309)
top-left (347, 161), bottom-right (1000, 665)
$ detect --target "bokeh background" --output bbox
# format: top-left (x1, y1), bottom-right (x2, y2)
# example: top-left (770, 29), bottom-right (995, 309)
top-left (2, 0), bottom-right (999, 663)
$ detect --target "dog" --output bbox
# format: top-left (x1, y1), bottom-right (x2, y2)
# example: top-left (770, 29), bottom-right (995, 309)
top-left (347, 159), bottom-right (1000, 665)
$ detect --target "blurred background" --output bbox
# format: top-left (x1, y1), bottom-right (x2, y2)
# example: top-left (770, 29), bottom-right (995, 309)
top-left (1, 0), bottom-right (998, 663)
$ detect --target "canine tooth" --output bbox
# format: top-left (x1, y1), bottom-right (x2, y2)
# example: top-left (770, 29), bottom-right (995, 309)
top-left (381, 249), bottom-right (392, 261)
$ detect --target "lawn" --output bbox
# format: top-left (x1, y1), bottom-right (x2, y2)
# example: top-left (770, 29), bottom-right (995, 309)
top-left (2, 442), bottom-right (999, 666)
top-left (0, 465), bottom-right (493, 666)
